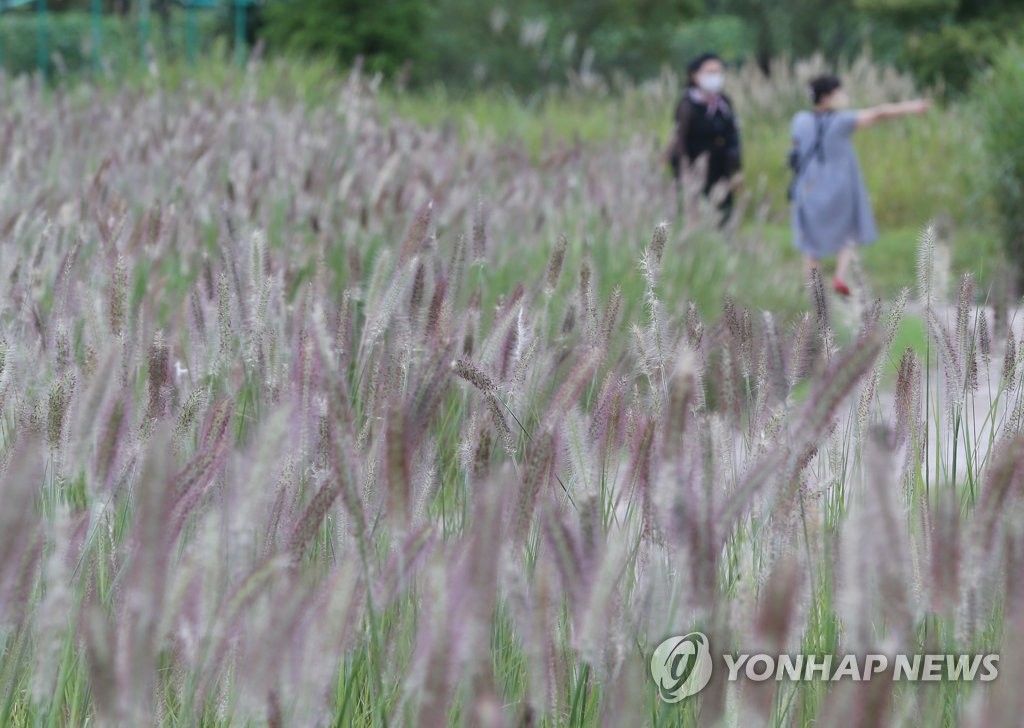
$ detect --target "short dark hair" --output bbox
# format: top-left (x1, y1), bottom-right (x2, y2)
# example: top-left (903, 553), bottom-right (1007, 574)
top-left (687, 52), bottom-right (723, 86)
top-left (809, 75), bottom-right (842, 105)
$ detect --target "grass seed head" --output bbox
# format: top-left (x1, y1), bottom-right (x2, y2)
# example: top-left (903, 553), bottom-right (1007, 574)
top-left (545, 233), bottom-right (568, 293)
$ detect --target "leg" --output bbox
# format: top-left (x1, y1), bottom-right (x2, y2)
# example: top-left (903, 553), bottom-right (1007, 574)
top-left (804, 256), bottom-right (820, 280)
top-left (717, 192), bottom-right (734, 229)
top-left (832, 246), bottom-right (853, 296)
top-left (835, 246), bottom-right (854, 282)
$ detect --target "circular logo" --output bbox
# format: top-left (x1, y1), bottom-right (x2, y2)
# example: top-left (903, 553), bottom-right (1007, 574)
top-left (650, 632), bottom-right (713, 703)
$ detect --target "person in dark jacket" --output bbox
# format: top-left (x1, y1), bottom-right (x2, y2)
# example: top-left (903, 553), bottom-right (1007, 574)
top-left (667, 52), bottom-right (743, 223)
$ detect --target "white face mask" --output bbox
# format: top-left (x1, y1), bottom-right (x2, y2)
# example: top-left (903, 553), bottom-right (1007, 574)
top-left (698, 73), bottom-right (725, 94)
top-left (831, 90), bottom-right (850, 109)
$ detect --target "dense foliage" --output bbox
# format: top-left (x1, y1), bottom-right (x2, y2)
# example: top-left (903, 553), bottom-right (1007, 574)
top-left (259, 0), bottom-right (426, 77)
top-left (1, 0), bottom-right (1020, 96)
top-left (250, 0), bottom-right (1023, 94)
top-left (878, 0), bottom-right (1024, 95)
top-left (257, 0), bottom-right (701, 88)
top-left (979, 45), bottom-right (1024, 287)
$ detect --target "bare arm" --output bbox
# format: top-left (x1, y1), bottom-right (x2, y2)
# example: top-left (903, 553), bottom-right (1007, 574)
top-left (856, 99), bottom-right (931, 129)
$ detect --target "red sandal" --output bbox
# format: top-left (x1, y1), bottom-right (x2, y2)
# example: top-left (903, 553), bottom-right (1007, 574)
top-left (832, 277), bottom-right (851, 296)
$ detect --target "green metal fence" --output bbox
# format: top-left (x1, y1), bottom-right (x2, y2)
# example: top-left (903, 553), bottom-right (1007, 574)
top-left (0, 0), bottom-right (255, 77)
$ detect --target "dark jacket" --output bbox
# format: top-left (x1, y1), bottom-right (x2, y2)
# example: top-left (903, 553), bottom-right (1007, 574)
top-left (669, 90), bottom-right (742, 191)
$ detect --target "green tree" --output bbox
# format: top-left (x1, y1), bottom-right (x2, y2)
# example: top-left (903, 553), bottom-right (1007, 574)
top-left (854, 0), bottom-right (956, 18)
top-left (860, 0), bottom-right (1024, 93)
top-left (417, 0), bottom-right (702, 90)
top-left (543, 0), bottom-right (702, 70)
top-left (260, 0), bottom-right (426, 77)
top-left (979, 45), bottom-right (1024, 286)
top-left (712, 0), bottom-right (862, 70)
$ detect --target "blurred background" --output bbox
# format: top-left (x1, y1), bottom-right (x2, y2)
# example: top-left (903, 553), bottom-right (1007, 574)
top-left (1, 0), bottom-right (1021, 298)
top-left (0, 0), bottom-right (1020, 93)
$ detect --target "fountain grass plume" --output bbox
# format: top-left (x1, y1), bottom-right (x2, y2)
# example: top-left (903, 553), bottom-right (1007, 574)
top-left (917, 223), bottom-right (937, 307)
top-left (1004, 331), bottom-right (1018, 392)
top-left (545, 233), bottom-right (569, 295)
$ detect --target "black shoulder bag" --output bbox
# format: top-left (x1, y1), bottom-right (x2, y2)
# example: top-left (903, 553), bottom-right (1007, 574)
top-left (787, 111), bottom-right (833, 202)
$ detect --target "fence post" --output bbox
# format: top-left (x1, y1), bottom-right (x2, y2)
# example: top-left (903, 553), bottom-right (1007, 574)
top-left (35, 0), bottom-right (46, 78)
top-left (139, 0), bottom-right (150, 64)
top-left (233, 0), bottom-right (245, 68)
top-left (91, 0), bottom-right (101, 72)
top-left (186, 0), bottom-right (196, 64)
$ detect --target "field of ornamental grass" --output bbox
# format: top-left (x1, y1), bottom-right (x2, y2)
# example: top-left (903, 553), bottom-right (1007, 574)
top-left (0, 56), bottom-right (1022, 727)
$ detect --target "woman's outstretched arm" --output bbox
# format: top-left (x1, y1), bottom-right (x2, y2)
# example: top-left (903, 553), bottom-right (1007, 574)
top-left (856, 99), bottom-right (931, 129)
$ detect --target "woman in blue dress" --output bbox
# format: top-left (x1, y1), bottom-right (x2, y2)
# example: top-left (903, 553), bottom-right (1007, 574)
top-left (790, 75), bottom-right (930, 295)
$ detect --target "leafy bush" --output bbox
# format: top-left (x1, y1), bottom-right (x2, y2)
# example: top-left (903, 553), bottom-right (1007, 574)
top-left (903, 21), bottom-right (1005, 95)
top-left (258, 0), bottom-right (425, 77)
top-left (670, 15), bottom-right (755, 66)
top-left (860, 0), bottom-right (1024, 96)
top-left (979, 44), bottom-right (1024, 287)
top-left (854, 0), bottom-right (956, 16)
top-left (254, 0), bottom-right (704, 91)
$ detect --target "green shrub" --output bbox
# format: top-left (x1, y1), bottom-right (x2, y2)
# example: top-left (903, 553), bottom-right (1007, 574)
top-left (669, 15), bottom-right (755, 67)
top-left (259, 0), bottom-right (425, 78)
top-left (854, 0), bottom-right (956, 12)
top-left (978, 45), bottom-right (1024, 286)
top-left (258, 0), bottom-right (703, 92)
top-left (903, 21), bottom-right (1004, 96)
